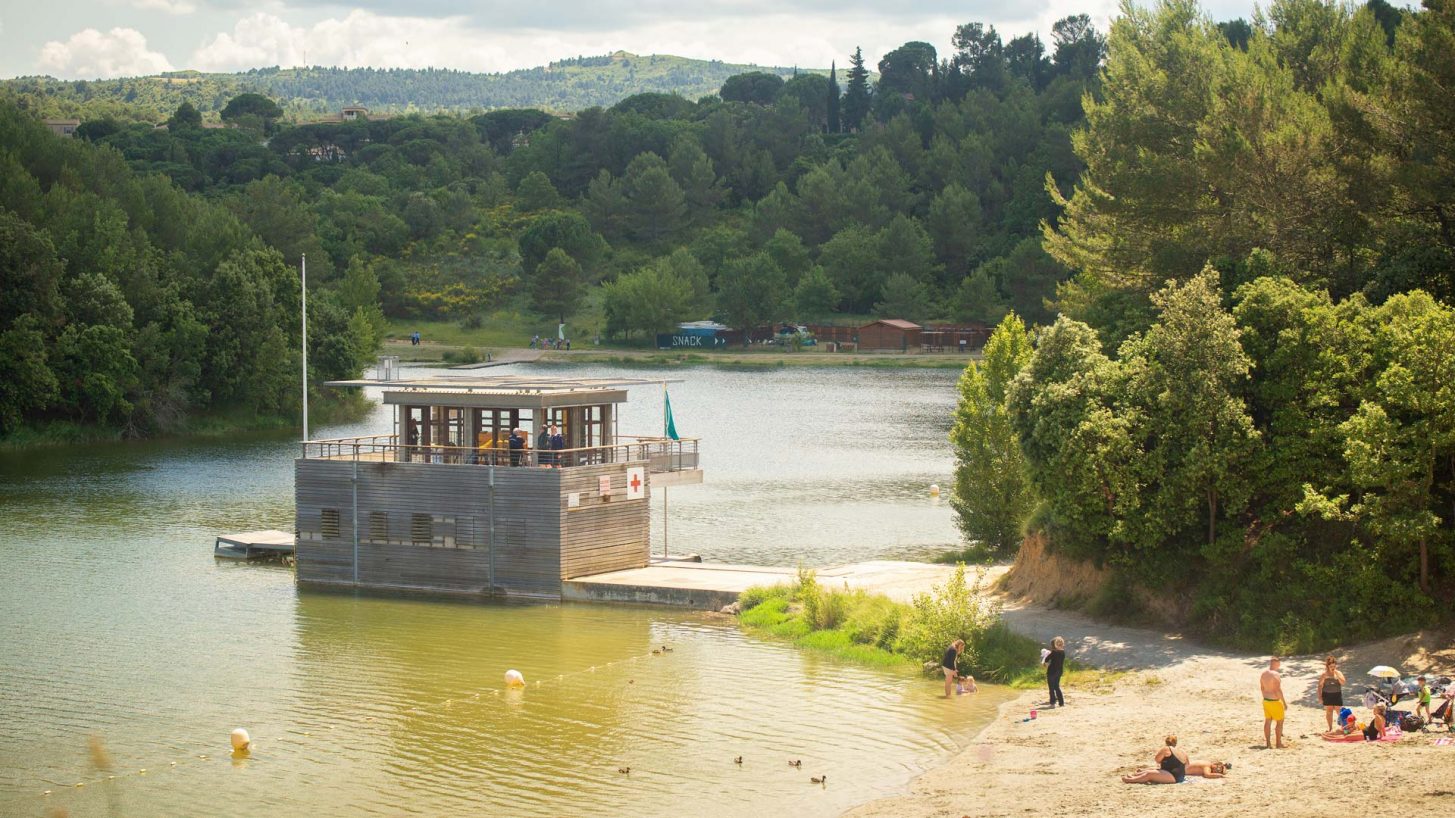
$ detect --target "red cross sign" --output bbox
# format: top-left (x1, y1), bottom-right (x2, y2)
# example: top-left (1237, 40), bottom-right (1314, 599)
top-left (625, 467), bottom-right (646, 500)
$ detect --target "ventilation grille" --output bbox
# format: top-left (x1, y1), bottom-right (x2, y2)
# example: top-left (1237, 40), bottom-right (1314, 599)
top-left (411, 514), bottom-right (433, 545)
top-left (369, 511), bottom-right (389, 543)
top-left (321, 509), bottom-right (340, 540)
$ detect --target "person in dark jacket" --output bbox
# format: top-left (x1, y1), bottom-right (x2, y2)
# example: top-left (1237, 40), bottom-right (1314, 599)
top-left (548, 424), bottom-right (566, 467)
top-left (1045, 636), bottom-right (1066, 708)
top-left (537, 426), bottom-right (552, 467)
top-left (508, 428), bottom-right (525, 466)
top-left (941, 639), bottom-right (965, 698)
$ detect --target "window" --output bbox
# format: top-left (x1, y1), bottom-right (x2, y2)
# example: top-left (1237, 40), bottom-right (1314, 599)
top-left (411, 514), bottom-right (433, 545)
top-left (321, 508), bottom-right (340, 539)
top-left (369, 511), bottom-right (389, 543)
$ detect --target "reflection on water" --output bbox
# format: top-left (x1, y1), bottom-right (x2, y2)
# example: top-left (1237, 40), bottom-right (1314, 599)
top-left (0, 363), bottom-right (989, 817)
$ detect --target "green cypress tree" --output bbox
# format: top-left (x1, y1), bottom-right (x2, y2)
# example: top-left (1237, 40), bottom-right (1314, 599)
top-left (826, 62), bottom-right (841, 133)
top-left (843, 48), bottom-right (872, 132)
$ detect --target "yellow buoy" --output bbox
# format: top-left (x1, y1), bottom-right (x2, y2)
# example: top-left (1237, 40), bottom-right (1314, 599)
top-left (504, 669), bottom-right (526, 688)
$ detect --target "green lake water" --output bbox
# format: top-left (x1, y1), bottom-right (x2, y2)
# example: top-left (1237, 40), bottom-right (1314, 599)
top-left (0, 364), bottom-right (1010, 817)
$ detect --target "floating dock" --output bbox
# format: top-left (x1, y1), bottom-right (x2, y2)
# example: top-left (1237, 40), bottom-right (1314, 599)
top-left (562, 559), bottom-right (960, 610)
top-left (214, 530), bottom-right (296, 561)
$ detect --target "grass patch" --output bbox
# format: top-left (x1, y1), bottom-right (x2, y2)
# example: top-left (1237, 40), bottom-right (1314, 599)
top-left (735, 565), bottom-right (1063, 682)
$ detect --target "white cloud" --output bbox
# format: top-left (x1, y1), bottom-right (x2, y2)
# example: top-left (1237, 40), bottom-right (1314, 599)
top-left (37, 27), bottom-right (174, 79)
top-left (188, 9), bottom-right (1052, 75)
top-left (131, 0), bottom-right (199, 14)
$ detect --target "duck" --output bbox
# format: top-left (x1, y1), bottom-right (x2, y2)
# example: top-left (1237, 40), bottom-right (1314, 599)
top-left (661, 645), bottom-right (673, 653)
top-left (733, 756), bottom-right (743, 765)
top-left (652, 649), bottom-right (661, 656)
top-left (811, 775), bottom-right (827, 785)
top-left (617, 767), bottom-right (630, 775)
top-left (789, 759), bottom-right (802, 768)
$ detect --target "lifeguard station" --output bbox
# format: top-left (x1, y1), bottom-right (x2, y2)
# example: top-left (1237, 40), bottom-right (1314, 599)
top-left (294, 369), bottom-right (701, 599)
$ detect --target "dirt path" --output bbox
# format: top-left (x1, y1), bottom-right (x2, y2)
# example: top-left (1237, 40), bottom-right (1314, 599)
top-left (846, 596), bottom-right (1455, 817)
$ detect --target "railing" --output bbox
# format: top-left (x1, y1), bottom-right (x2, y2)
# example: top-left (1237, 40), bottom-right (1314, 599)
top-left (301, 434), bottom-right (700, 473)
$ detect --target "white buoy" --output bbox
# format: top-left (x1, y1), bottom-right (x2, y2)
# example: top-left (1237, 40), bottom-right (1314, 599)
top-left (929, 484), bottom-right (941, 496)
top-left (504, 669), bottom-right (526, 688)
top-left (230, 728), bottom-right (251, 752)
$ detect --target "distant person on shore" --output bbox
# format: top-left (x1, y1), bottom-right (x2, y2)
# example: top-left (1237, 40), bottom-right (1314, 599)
top-left (1319, 656), bottom-right (1346, 731)
top-left (1416, 676), bottom-right (1433, 724)
top-left (1260, 656), bottom-right (1288, 749)
top-left (508, 428), bottom-right (525, 466)
top-left (1120, 735), bottom-right (1188, 784)
top-left (941, 639), bottom-right (965, 698)
top-left (1044, 636), bottom-right (1066, 708)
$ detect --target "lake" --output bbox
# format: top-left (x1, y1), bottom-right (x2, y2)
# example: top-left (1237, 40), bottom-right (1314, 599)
top-left (0, 363), bottom-right (1002, 818)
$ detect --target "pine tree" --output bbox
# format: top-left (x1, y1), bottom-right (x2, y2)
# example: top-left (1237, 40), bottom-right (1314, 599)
top-left (826, 61), bottom-right (841, 134)
top-left (843, 48), bottom-right (871, 132)
top-left (530, 247), bottom-right (585, 324)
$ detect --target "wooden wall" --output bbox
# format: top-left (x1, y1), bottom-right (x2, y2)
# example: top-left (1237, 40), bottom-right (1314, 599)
top-left (558, 463), bottom-right (651, 579)
top-left (295, 458), bottom-right (651, 598)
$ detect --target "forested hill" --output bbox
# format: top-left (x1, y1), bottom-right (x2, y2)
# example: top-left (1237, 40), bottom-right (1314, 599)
top-left (2, 54), bottom-right (821, 121)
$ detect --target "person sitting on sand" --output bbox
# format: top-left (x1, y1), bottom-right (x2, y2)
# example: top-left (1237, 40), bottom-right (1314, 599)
top-left (1363, 703), bottom-right (1388, 741)
top-left (942, 639), bottom-right (965, 698)
top-left (1260, 656), bottom-right (1288, 749)
top-left (1121, 735), bottom-right (1188, 784)
top-left (1185, 760), bottom-right (1230, 779)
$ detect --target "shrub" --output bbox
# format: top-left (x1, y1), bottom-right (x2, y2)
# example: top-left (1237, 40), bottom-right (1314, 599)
top-left (738, 584), bottom-right (788, 611)
top-left (897, 564), bottom-right (1001, 669)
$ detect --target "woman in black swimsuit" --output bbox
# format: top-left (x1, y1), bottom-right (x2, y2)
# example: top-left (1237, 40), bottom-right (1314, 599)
top-left (1121, 735), bottom-right (1188, 784)
top-left (1318, 655), bottom-right (1346, 732)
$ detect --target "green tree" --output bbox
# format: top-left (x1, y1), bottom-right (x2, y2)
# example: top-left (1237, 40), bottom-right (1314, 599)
top-left (530, 247), bottom-right (586, 324)
top-left (826, 62), bottom-right (841, 133)
top-left (819, 224), bottom-right (884, 312)
top-left (950, 313), bottom-right (1035, 555)
top-left (717, 252), bottom-right (786, 342)
top-left (518, 211), bottom-right (606, 276)
top-left (877, 214), bottom-right (942, 287)
top-left (602, 263), bottom-right (694, 340)
top-left (581, 169), bottom-right (629, 239)
top-left (873, 272), bottom-right (934, 322)
top-left (667, 138), bottom-right (724, 225)
top-left (843, 47), bottom-right (872, 131)
top-left (168, 101), bottom-right (201, 131)
top-left (953, 268), bottom-right (1009, 324)
top-left (794, 266), bottom-right (839, 318)
top-left (720, 72), bottom-right (785, 105)
top-left (220, 93), bottom-right (283, 135)
top-left (515, 170), bottom-right (562, 211)
top-left (656, 247), bottom-right (712, 315)
top-left (0, 315), bottom-right (58, 433)
top-left (763, 228), bottom-right (812, 288)
top-left (621, 152), bottom-right (687, 242)
top-left (926, 184), bottom-right (984, 280)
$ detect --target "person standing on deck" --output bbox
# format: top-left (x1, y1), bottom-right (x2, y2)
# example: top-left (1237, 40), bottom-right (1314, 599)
top-left (1260, 656), bottom-right (1288, 749)
top-left (549, 424), bottom-right (566, 468)
top-left (1045, 636), bottom-right (1066, 708)
top-left (508, 428), bottom-right (525, 466)
top-left (537, 425), bottom-right (551, 467)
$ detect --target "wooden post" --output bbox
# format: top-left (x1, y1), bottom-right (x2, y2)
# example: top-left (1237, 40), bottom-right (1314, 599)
top-left (301, 254), bottom-right (309, 442)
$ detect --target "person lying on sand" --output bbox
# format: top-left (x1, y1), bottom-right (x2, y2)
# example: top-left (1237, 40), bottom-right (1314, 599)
top-left (1121, 735), bottom-right (1188, 784)
top-left (1185, 760), bottom-right (1230, 779)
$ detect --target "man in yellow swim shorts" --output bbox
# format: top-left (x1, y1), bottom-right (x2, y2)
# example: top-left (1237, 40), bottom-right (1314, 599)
top-left (1260, 656), bottom-right (1288, 749)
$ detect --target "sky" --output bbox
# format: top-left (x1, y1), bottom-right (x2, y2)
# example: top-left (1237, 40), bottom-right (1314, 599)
top-left (0, 0), bottom-right (1263, 81)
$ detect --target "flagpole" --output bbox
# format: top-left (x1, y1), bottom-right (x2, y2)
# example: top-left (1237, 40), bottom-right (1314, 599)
top-left (662, 381), bottom-right (667, 559)
top-left (301, 254), bottom-right (309, 442)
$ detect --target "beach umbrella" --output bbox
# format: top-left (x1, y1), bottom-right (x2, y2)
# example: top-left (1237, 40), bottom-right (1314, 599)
top-left (1368, 665), bottom-right (1402, 678)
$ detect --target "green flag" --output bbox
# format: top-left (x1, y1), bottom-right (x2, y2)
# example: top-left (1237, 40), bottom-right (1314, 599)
top-left (664, 390), bottom-right (680, 440)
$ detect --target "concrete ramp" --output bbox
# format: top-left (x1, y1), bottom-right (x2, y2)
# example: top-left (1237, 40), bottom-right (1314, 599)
top-left (562, 559), bottom-right (960, 609)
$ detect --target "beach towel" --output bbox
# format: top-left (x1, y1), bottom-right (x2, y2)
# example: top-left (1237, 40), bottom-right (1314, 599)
top-left (1323, 730), bottom-right (1401, 743)
top-left (1435, 737), bottom-right (1452, 747)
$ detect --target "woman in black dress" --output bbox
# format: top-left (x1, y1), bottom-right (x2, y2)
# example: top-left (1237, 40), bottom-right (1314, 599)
top-left (1318, 655), bottom-right (1346, 732)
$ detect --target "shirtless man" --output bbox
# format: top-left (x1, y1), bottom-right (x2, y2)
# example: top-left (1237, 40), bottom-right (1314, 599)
top-left (1260, 656), bottom-right (1288, 749)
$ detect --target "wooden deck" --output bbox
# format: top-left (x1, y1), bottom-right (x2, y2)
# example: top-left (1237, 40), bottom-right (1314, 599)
top-left (562, 559), bottom-right (961, 609)
top-left (214, 529), bottom-right (295, 560)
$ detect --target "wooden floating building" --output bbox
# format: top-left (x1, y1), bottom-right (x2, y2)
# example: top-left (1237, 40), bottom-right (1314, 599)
top-left (295, 373), bottom-right (702, 599)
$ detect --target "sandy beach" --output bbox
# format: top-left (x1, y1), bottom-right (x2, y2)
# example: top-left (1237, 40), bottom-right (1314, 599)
top-left (847, 599), bottom-right (1455, 817)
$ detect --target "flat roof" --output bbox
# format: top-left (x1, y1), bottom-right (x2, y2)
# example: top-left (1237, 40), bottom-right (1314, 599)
top-left (324, 374), bottom-right (683, 394)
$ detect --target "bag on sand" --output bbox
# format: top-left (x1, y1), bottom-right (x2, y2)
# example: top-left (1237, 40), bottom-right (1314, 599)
top-left (1399, 713), bottom-right (1424, 732)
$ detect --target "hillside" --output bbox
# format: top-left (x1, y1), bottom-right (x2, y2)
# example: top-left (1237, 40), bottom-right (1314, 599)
top-left (1, 53), bottom-right (825, 120)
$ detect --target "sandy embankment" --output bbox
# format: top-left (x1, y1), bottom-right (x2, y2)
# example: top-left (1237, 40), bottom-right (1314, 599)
top-left (847, 598), bottom-right (1455, 818)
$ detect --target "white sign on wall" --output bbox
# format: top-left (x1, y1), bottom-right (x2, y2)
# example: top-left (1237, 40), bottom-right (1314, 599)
top-left (625, 467), bottom-right (646, 500)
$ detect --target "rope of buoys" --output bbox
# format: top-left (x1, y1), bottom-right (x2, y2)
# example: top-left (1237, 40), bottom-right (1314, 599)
top-left (30, 642), bottom-right (685, 799)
